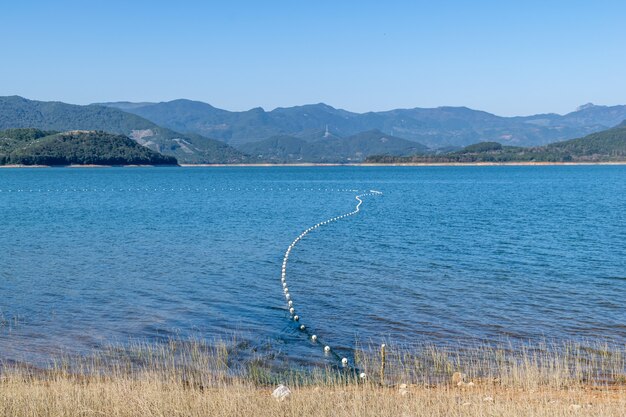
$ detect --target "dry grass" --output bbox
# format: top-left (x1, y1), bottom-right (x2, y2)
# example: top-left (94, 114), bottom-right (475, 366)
top-left (1, 339), bottom-right (624, 416)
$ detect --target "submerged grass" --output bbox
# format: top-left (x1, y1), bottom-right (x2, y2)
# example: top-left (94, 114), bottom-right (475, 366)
top-left (1, 338), bottom-right (624, 416)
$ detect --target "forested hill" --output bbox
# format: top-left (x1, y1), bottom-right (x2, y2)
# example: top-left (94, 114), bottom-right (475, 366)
top-left (0, 96), bottom-right (250, 164)
top-left (365, 122), bottom-right (626, 163)
top-left (0, 129), bottom-right (178, 166)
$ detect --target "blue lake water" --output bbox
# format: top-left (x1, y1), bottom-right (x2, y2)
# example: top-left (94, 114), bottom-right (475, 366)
top-left (0, 166), bottom-right (625, 367)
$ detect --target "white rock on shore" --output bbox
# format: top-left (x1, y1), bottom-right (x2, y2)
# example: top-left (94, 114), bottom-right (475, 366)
top-left (272, 384), bottom-right (291, 402)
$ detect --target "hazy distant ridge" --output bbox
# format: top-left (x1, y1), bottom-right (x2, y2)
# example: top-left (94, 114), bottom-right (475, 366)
top-left (99, 99), bottom-right (626, 148)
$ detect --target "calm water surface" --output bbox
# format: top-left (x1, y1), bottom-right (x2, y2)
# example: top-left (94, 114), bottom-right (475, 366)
top-left (0, 166), bottom-right (625, 366)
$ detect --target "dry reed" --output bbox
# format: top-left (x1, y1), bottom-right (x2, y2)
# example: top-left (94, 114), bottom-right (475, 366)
top-left (1, 338), bottom-right (624, 416)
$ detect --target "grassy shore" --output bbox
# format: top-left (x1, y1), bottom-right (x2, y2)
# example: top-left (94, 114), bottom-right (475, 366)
top-left (1, 340), bottom-right (624, 416)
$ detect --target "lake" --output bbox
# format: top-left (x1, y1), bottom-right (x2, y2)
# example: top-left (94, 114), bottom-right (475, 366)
top-left (1, 166), bottom-right (625, 367)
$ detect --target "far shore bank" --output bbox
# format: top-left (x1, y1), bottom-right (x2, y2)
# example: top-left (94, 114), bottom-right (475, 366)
top-left (2, 161), bottom-right (626, 169)
top-left (181, 161), bottom-right (626, 167)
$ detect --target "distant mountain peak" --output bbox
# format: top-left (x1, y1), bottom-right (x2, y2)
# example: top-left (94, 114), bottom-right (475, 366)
top-left (313, 102), bottom-right (336, 110)
top-left (164, 98), bottom-right (220, 109)
top-left (576, 103), bottom-right (597, 111)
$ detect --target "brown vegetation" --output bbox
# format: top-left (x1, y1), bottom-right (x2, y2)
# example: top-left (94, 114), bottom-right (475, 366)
top-left (1, 340), bottom-right (624, 416)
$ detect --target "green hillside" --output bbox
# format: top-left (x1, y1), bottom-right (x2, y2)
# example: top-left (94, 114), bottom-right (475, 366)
top-left (0, 96), bottom-right (250, 164)
top-left (546, 124), bottom-right (626, 158)
top-left (0, 129), bottom-right (178, 166)
top-left (365, 123), bottom-right (626, 163)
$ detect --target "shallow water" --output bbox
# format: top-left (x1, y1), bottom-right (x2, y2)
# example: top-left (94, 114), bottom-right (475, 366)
top-left (0, 166), bottom-right (625, 367)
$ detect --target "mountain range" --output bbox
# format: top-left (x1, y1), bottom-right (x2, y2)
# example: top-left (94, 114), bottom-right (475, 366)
top-left (99, 99), bottom-right (626, 148)
top-left (2, 96), bottom-right (626, 164)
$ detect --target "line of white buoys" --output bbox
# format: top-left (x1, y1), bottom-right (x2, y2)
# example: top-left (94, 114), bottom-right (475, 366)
top-left (279, 189), bottom-right (383, 367)
top-left (0, 187), bottom-right (361, 193)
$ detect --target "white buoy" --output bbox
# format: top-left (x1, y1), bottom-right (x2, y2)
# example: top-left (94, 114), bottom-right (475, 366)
top-left (359, 372), bottom-right (367, 379)
top-left (299, 324), bottom-right (305, 330)
top-left (288, 300), bottom-right (293, 307)
top-left (341, 358), bottom-right (348, 366)
top-left (285, 294), bottom-right (290, 300)
top-left (294, 315), bottom-right (299, 321)
top-left (311, 335), bottom-right (317, 341)
top-left (324, 346), bottom-right (331, 352)
top-left (289, 307), bottom-right (295, 314)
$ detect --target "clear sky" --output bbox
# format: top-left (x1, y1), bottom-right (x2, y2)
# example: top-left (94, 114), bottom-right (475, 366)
top-left (2, 0), bottom-right (625, 116)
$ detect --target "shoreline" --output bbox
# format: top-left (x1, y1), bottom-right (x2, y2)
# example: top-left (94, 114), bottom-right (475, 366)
top-left (2, 161), bottom-right (626, 168)
top-left (182, 161), bottom-right (626, 167)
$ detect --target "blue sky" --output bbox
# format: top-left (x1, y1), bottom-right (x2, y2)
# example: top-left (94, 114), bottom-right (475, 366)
top-left (1, 0), bottom-right (625, 115)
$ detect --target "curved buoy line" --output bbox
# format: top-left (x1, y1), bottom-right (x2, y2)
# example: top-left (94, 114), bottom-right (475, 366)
top-left (280, 189), bottom-right (383, 368)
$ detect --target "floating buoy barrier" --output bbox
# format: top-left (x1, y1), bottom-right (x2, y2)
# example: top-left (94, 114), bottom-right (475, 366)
top-left (3, 184), bottom-right (383, 369)
top-left (278, 189), bottom-right (383, 367)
